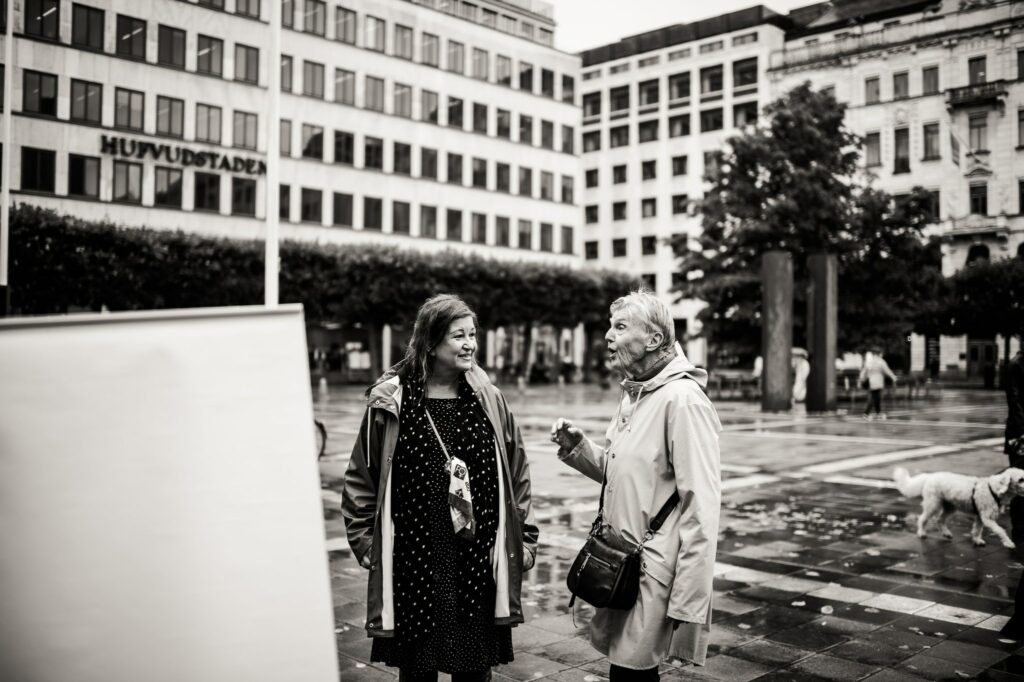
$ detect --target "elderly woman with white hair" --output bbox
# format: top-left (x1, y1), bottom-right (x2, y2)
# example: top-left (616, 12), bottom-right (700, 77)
top-left (551, 290), bottom-right (722, 680)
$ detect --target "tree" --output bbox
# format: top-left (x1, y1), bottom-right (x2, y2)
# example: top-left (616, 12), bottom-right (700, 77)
top-left (942, 257), bottom-right (1024, 361)
top-left (671, 82), bottom-right (942, 365)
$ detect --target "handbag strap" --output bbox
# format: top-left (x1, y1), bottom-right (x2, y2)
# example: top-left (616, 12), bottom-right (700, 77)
top-left (424, 408), bottom-right (453, 466)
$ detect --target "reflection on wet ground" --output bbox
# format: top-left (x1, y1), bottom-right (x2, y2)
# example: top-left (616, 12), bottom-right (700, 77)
top-left (322, 383), bottom-right (1021, 680)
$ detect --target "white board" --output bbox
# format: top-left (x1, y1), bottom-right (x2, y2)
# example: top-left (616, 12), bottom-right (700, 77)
top-left (0, 306), bottom-right (339, 682)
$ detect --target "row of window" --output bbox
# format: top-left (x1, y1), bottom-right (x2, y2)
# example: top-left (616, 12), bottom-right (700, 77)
top-left (859, 52), bottom-right (1024, 106)
top-left (583, 234), bottom-right (668, 260)
top-left (580, 31), bottom-right (759, 81)
top-left (584, 155), bottom-right (693, 188)
top-left (584, 194), bottom-right (698, 224)
top-left (581, 58), bottom-right (759, 118)
top-left (18, 145), bottom-right (577, 253)
top-left (581, 102), bottom-right (758, 151)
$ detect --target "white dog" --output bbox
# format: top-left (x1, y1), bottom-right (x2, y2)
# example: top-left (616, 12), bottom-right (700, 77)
top-left (893, 466), bottom-right (1024, 548)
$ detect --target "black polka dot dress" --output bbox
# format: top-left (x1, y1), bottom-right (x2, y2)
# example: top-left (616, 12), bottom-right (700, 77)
top-left (370, 375), bottom-right (513, 673)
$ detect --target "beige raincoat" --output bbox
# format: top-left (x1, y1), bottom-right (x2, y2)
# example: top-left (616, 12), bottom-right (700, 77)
top-left (559, 352), bottom-right (721, 669)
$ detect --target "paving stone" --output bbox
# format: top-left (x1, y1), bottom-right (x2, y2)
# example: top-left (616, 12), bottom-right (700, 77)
top-left (680, 654), bottom-right (774, 681)
top-left (525, 636), bottom-right (604, 667)
top-left (915, 602), bottom-right (991, 626)
top-left (789, 652), bottom-right (880, 681)
top-left (713, 594), bottom-right (764, 616)
top-left (861, 669), bottom-right (930, 682)
top-left (494, 651), bottom-right (570, 680)
top-left (922, 638), bottom-right (1009, 667)
top-left (898, 652), bottom-right (985, 681)
top-left (987, 654), bottom-right (1024, 676)
top-left (765, 621), bottom-right (851, 651)
top-left (512, 623), bottom-right (571, 650)
top-left (728, 639), bottom-right (812, 667)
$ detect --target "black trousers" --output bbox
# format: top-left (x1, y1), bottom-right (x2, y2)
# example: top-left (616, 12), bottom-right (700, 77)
top-left (398, 670), bottom-right (491, 682)
top-left (864, 389), bottom-right (882, 415)
top-left (1009, 442), bottom-right (1024, 540)
top-left (609, 664), bottom-right (659, 681)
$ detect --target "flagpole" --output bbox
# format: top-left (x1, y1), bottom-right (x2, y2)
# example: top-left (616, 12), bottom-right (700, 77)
top-left (0, 0), bottom-right (15, 316)
top-left (265, 0), bottom-right (281, 307)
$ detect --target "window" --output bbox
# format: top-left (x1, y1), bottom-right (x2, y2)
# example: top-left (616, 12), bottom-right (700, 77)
top-left (334, 130), bottom-right (353, 164)
top-left (304, 0), bottom-right (326, 36)
top-left (519, 115), bottom-right (532, 144)
top-left (610, 126), bottom-right (629, 147)
top-left (1019, 49), bottom-right (1024, 81)
top-left (473, 103), bottom-right (488, 134)
top-left (700, 40), bottom-right (723, 54)
top-left (419, 147), bottom-right (437, 179)
top-left (473, 48), bottom-right (489, 80)
top-left (471, 213), bottom-right (487, 244)
top-left (923, 65), bottom-right (939, 95)
top-left (585, 241), bottom-right (598, 260)
top-left (283, 0), bottom-right (294, 27)
top-left (422, 33), bottom-right (439, 66)
top-left (445, 97), bottom-right (463, 129)
top-left (562, 75), bottom-right (575, 105)
top-left (700, 108), bottom-right (723, 132)
top-left (364, 137), bottom-right (383, 170)
top-left (116, 15), bottom-right (146, 59)
top-left (72, 5), bottom-right (105, 51)
top-left (865, 76), bottom-right (880, 104)
top-left (393, 143), bottom-right (410, 175)
top-left (669, 114), bottom-right (690, 138)
top-left (560, 226), bottom-right (574, 255)
top-left (23, 71), bottom-right (57, 116)
top-left (583, 92), bottom-right (602, 118)
top-left (734, 101), bottom-right (758, 128)
top-left (672, 155), bottom-right (687, 176)
top-left (583, 131), bottom-right (600, 152)
top-left (923, 123), bottom-right (940, 160)
top-left (334, 69), bottom-right (354, 105)
top-left (1019, 109), bottom-right (1024, 148)
top-left (669, 73), bottom-right (690, 100)
top-left (540, 171), bottom-right (553, 200)
top-left (420, 206), bottom-right (437, 238)
top-left (235, 44), bottom-right (259, 84)
top-left (280, 119), bottom-right (292, 155)
top-left (638, 120), bottom-right (658, 143)
top-left (447, 41), bottom-right (465, 74)
top-left (865, 132), bottom-right (881, 166)
top-left (394, 24), bottom-right (412, 60)
top-left (300, 188), bottom-right (322, 222)
top-left (642, 198), bottom-right (656, 218)
top-left (610, 86), bottom-right (629, 112)
top-left (894, 128), bottom-right (910, 174)
top-left (704, 151), bottom-right (721, 177)
top-left (70, 79), bottom-right (102, 124)
top-left (639, 56), bottom-right (659, 68)
top-left (700, 65), bottom-right (723, 94)
top-left (421, 90), bottom-right (439, 123)
top-left (113, 160), bottom-right (142, 203)
top-left (518, 167), bottom-right (531, 196)
top-left (26, 0), bottom-right (60, 40)
top-left (969, 183), bottom-right (987, 215)
top-left (613, 202), bottom-right (626, 221)
top-left (517, 220), bottom-right (531, 250)
top-left (641, 160), bottom-right (656, 180)
top-left (156, 96), bottom-right (184, 137)
top-left (335, 7), bottom-right (355, 44)
top-left (585, 169), bottom-right (598, 188)
top-left (115, 88), bottom-right (144, 130)
top-left (279, 185), bottom-right (291, 220)
top-left (969, 114), bottom-right (987, 151)
top-left (672, 194), bottom-right (688, 214)
top-left (302, 124), bottom-right (323, 159)
top-left (733, 31), bottom-right (758, 46)
top-left (496, 163), bottom-right (510, 192)
top-left (280, 55), bottom-right (293, 92)
top-left (733, 58), bottom-right (758, 89)
top-left (394, 84), bottom-right (412, 118)
top-left (612, 238), bottom-right (626, 257)
top-left (198, 0), bottom-right (224, 7)
top-left (968, 56), bottom-right (986, 85)
top-left (496, 217), bottom-right (510, 247)
top-left (561, 175), bottom-right (574, 204)
top-left (194, 172), bottom-right (220, 212)
top-left (640, 236), bottom-right (657, 256)
top-left (562, 125), bottom-right (575, 154)
top-left (333, 193), bottom-right (353, 227)
top-left (541, 69), bottom-right (554, 98)
top-left (233, 111), bottom-right (257, 150)
top-left (236, 0), bottom-right (260, 18)
top-left (233, 178), bottom-right (257, 216)
top-left (639, 79), bottom-right (659, 107)
top-left (364, 197), bottom-right (383, 230)
top-left (366, 16), bottom-right (385, 51)
top-left (446, 209), bottom-right (462, 241)
top-left (68, 154), bottom-right (100, 198)
top-left (585, 206), bottom-right (598, 224)
top-left (893, 71), bottom-right (909, 100)
top-left (496, 109), bottom-right (511, 139)
top-left (495, 56), bottom-right (512, 86)
top-left (613, 165), bottom-right (626, 184)
top-left (299, 61), bottom-right (323, 98)
top-left (365, 76), bottom-right (385, 112)
top-left (539, 223), bottom-right (553, 251)
top-left (541, 120), bottom-right (554, 149)
top-left (20, 147), bottom-right (56, 192)
top-left (519, 62), bottom-right (533, 92)
top-left (393, 201), bottom-right (411, 234)
top-left (197, 36), bottom-right (224, 76)
top-left (447, 153), bottom-right (463, 184)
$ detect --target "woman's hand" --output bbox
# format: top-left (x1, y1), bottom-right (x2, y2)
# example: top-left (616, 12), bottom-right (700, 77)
top-left (359, 552), bottom-right (372, 569)
top-left (550, 418), bottom-right (583, 451)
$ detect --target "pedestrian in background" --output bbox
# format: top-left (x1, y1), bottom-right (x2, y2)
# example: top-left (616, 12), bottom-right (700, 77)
top-left (342, 294), bottom-right (538, 682)
top-left (792, 348), bottom-right (810, 404)
top-left (551, 290), bottom-right (722, 680)
top-left (860, 347), bottom-right (897, 419)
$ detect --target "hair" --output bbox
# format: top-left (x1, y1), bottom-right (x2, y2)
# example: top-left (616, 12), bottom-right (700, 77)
top-left (609, 287), bottom-right (675, 350)
top-left (401, 294), bottom-right (478, 384)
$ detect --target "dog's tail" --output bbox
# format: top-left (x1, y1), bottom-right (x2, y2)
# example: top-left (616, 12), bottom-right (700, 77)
top-left (893, 467), bottom-right (926, 498)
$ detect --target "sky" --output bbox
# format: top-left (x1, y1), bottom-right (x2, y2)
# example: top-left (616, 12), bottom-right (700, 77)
top-left (552, 0), bottom-right (816, 54)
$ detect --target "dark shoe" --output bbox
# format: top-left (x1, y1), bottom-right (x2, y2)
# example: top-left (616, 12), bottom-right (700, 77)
top-left (1001, 616), bottom-right (1024, 640)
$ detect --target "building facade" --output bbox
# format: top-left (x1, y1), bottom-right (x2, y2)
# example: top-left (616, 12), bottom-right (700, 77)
top-left (576, 6), bottom-right (793, 365)
top-left (768, 0), bottom-right (1024, 376)
top-left (4, 0), bottom-right (584, 374)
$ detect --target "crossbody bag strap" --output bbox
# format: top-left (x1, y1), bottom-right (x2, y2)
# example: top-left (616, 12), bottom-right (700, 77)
top-left (424, 408), bottom-right (453, 466)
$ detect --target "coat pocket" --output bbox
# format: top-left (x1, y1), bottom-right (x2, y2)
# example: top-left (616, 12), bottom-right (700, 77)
top-left (640, 554), bottom-right (674, 587)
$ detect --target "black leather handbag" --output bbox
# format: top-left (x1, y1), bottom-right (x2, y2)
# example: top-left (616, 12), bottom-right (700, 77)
top-left (566, 459), bottom-right (680, 610)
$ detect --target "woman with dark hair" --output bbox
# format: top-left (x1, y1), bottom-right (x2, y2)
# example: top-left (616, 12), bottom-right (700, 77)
top-left (342, 294), bottom-right (538, 681)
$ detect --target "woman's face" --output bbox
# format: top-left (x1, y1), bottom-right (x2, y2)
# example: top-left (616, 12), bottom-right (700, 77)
top-left (605, 309), bottom-right (657, 376)
top-left (432, 316), bottom-right (477, 376)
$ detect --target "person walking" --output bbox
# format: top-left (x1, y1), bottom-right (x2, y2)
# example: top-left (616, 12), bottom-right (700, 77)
top-left (551, 290), bottom-right (722, 680)
top-left (342, 294), bottom-right (538, 682)
top-left (860, 347), bottom-right (897, 419)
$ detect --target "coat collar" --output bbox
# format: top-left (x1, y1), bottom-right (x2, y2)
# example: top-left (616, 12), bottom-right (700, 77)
top-left (365, 363), bottom-right (494, 416)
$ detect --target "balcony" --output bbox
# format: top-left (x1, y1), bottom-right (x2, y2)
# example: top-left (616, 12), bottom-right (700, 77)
top-left (946, 80), bottom-right (1008, 110)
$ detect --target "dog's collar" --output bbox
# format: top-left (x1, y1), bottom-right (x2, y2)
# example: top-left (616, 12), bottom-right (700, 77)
top-left (989, 483), bottom-right (1003, 506)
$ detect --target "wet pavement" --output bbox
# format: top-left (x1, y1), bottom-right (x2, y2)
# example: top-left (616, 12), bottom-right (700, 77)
top-left (317, 383), bottom-right (1023, 680)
